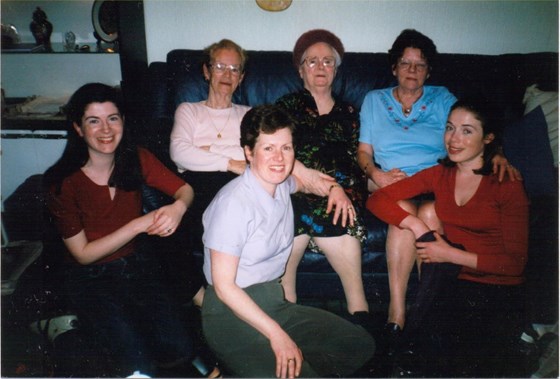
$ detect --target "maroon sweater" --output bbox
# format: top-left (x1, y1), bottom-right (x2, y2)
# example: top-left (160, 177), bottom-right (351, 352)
top-left (48, 148), bottom-right (185, 264)
top-left (368, 164), bottom-right (529, 286)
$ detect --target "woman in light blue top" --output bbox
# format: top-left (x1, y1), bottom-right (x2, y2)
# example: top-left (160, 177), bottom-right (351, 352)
top-left (357, 29), bottom-right (519, 345)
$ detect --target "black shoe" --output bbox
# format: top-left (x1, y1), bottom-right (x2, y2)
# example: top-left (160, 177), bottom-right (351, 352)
top-left (348, 311), bottom-right (373, 329)
top-left (384, 323), bottom-right (402, 356)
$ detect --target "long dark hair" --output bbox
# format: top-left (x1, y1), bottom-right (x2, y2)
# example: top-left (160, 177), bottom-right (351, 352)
top-left (44, 83), bottom-right (143, 193)
top-left (439, 97), bottom-right (503, 175)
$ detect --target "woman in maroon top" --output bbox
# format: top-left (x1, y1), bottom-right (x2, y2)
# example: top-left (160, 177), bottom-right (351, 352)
top-left (44, 83), bottom-right (216, 377)
top-left (368, 98), bottom-right (529, 377)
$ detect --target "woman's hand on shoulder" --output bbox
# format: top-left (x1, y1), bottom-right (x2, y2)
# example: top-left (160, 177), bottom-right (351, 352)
top-left (291, 161), bottom-right (335, 196)
top-left (372, 168), bottom-right (407, 188)
top-left (227, 159), bottom-right (247, 175)
top-left (269, 328), bottom-right (303, 378)
top-left (491, 154), bottom-right (523, 182)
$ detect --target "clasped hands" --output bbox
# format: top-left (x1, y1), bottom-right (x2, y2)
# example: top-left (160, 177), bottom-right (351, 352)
top-left (144, 202), bottom-right (184, 237)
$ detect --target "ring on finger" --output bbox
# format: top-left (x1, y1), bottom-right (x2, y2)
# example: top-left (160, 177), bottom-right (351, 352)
top-left (167, 228), bottom-right (173, 233)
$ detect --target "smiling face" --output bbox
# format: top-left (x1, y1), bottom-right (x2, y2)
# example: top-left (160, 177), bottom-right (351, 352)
top-left (298, 42), bottom-right (337, 92)
top-left (73, 101), bottom-right (123, 158)
top-left (444, 107), bottom-right (494, 168)
top-left (203, 47), bottom-right (244, 98)
top-left (393, 47), bottom-right (429, 92)
top-left (244, 127), bottom-right (295, 196)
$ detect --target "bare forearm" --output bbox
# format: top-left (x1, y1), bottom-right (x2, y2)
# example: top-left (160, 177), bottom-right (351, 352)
top-left (64, 214), bottom-right (150, 265)
top-left (292, 160), bottom-right (334, 196)
top-left (173, 183), bottom-right (194, 213)
top-left (211, 251), bottom-right (283, 339)
top-left (215, 282), bottom-right (282, 339)
top-left (357, 150), bottom-right (374, 179)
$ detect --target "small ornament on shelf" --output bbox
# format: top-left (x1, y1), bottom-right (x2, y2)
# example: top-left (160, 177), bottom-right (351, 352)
top-left (63, 31), bottom-right (76, 51)
top-left (29, 7), bottom-right (53, 51)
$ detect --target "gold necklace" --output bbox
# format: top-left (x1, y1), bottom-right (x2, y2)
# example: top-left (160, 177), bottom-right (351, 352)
top-left (205, 104), bottom-right (232, 138)
top-left (395, 88), bottom-right (419, 117)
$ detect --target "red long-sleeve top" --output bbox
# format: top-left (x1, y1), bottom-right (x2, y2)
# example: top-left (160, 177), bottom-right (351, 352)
top-left (367, 164), bottom-right (529, 286)
top-left (48, 148), bottom-right (185, 265)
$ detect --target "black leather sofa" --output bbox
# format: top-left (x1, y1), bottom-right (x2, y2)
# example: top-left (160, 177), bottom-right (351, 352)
top-left (139, 49), bottom-right (558, 315)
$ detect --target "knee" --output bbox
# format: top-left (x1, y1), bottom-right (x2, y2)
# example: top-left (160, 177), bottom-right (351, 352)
top-left (417, 201), bottom-right (441, 231)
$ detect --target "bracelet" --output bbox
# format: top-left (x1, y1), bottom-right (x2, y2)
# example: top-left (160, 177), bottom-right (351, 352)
top-left (329, 183), bottom-right (341, 192)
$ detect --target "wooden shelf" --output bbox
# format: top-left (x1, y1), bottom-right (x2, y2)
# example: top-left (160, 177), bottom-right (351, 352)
top-left (1, 42), bottom-right (118, 54)
top-left (2, 115), bottom-right (66, 131)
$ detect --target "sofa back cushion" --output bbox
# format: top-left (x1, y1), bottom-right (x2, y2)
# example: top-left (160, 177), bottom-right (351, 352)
top-left (163, 50), bottom-right (557, 118)
top-left (166, 50), bottom-right (396, 110)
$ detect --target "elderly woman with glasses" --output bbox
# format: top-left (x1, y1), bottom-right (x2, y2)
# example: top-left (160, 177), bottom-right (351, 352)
top-left (275, 29), bottom-right (370, 325)
top-left (357, 29), bottom-right (520, 349)
top-left (170, 39), bottom-right (251, 253)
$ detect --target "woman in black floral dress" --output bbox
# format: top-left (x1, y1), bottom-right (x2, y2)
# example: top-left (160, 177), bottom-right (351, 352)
top-left (276, 29), bottom-right (369, 320)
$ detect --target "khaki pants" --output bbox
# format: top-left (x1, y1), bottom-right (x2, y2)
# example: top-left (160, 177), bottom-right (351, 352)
top-left (202, 280), bottom-right (375, 378)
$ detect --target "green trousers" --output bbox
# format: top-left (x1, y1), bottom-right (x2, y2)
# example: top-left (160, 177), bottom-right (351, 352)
top-left (202, 280), bottom-right (375, 378)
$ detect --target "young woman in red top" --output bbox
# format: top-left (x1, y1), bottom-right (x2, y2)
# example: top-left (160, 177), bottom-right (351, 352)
top-left (368, 98), bottom-right (529, 377)
top-left (44, 83), bottom-right (215, 377)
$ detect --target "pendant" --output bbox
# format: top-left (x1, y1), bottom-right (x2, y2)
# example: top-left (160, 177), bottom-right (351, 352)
top-left (217, 133), bottom-right (222, 138)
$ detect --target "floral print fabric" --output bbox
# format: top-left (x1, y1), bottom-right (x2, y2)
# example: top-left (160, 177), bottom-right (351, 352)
top-left (276, 90), bottom-right (366, 250)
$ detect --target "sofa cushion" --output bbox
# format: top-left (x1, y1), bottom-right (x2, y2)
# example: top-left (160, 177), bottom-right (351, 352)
top-left (523, 84), bottom-right (559, 166)
top-left (503, 105), bottom-right (557, 197)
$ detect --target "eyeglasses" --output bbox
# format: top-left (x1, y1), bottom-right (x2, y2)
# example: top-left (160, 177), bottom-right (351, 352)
top-left (300, 56), bottom-right (337, 69)
top-left (397, 59), bottom-right (428, 72)
top-left (208, 62), bottom-right (242, 75)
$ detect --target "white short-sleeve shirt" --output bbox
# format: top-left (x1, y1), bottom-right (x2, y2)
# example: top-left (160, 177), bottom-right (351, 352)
top-left (202, 167), bottom-right (297, 288)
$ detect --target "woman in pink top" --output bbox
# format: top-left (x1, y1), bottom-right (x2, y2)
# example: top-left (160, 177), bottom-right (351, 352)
top-left (368, 98), bottom-right (529, 377)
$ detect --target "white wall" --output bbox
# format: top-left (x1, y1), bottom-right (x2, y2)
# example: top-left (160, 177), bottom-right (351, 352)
top-left (2, 0), bottom-right (557, 97)
top-left (144, 0), bottom-right (559, 64)
top-left (1, 54), bottom-right (121, 98)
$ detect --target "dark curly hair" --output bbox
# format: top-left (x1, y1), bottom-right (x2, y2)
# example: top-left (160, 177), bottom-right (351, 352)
top-left (388, 29), bottom-right (438, 71)
top-left (240, 105), bottom-right (296, 151)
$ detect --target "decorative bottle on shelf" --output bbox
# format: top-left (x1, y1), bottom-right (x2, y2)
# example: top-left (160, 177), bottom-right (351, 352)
top-left (29, 7), bottom-right (53, 51)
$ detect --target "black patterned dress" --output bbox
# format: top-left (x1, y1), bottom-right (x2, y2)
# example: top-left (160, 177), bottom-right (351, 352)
top-left (276, 89), bottom-right (366, 250)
